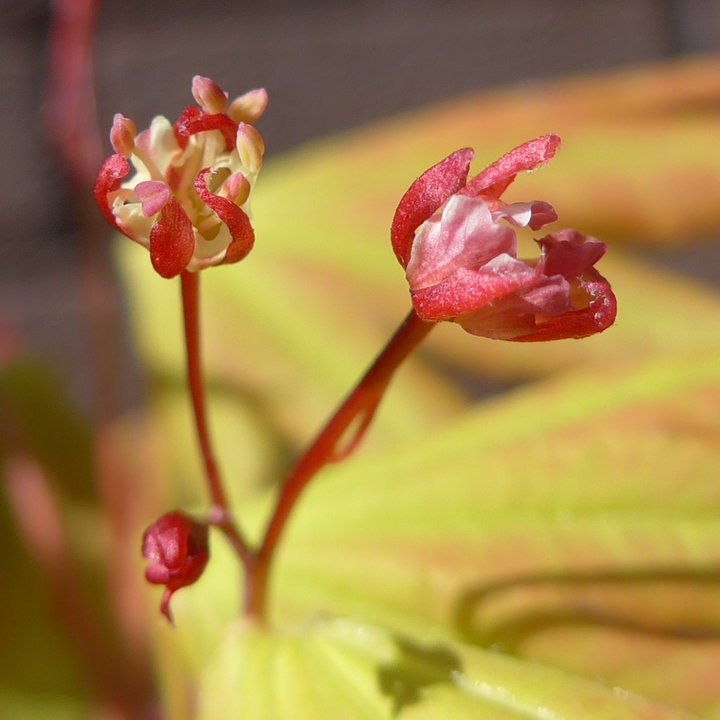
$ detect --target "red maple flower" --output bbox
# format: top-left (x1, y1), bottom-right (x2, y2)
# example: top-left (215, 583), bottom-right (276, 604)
top-left (94, 77), bottom-right (267, 278)
top-left (391, 135), bottom-right (616, 341)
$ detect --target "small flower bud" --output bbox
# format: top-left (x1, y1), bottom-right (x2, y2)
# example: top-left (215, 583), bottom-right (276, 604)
top-left (236, 123), bottom-right (265, 174)
top-left (110, 113), bottom-right (136, 157)
top-left (141, 510), bottom-right (209, 623)
top-left (223, 172), bottom-right (251, 206)
top-left (192, 75), bottom-right (229, 115)
top-left (228, 88), bottom-right (268, 124)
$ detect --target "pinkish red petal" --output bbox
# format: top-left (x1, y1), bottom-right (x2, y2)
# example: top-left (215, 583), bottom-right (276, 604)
top-left (194, 168), bottom-right (255, 264)
top-left (149, 199), bottom-right (195, 278)
top-left (495, 200), bottom-right (558, 230)
top-left (391, 148), bottom-right (474, 268)
top-left (540, 230), bottom-right (607, 280)
top-left (411, 256), bottom-right (540, 322)
top-left (135, 180), bottom-right (171, 217)
top-left (93, 153), bottom-right (131, 234)
top-left (174, 105), bottom-right (237, 151)
top-left (511, 268), bottom-right (617, 342)
top-left (463, 134), bottom-right (561, 199)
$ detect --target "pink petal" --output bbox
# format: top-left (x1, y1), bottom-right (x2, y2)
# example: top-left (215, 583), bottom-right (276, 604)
top-left (540, 230), bottom-right (607, 280)
top-left (407, 195), bottom-right (516, 291)
top-left (455, 273), bottom-right (572, 340)
top-left (498, 200), bottom-right (558, 230)
top-left (174, 105), bottom-right (237, 151)
top-left (149, 198), bottom-right (195, 278)
top-left (135, 180), bottom-right (171, 217)
top-left (194, 168), bottom-right (255, 264)
top-left (391, 148), bottom-right (474, 268)
top-left (463, 134), bottom-right (561, 199)
top-left (93, 153), bottom-right (131, 234)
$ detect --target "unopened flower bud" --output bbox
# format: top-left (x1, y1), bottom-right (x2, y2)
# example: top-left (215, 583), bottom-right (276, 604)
top-left (141, 510), bottom-right (209, 623)
top-left (110, 113), bottom-right (136, 157)
top-left (228, 88), bottom-right (268, 124)
top-left (236, 122), bottom-right (265, 174)
top-left (223, 172), bottom-right (251, 205)
top-left (191, 75), bottom-right (229, 115)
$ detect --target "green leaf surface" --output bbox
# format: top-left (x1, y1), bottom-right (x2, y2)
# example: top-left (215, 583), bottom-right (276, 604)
top-left (198, 619), bottom-right (698, 720)
top-left (260, 352), bottom-right (720, 717)
top-left (144, 349), bottom-right (720, 718)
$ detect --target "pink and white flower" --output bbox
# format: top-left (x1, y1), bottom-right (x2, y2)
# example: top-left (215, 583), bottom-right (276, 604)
top-left (94, 77), bottom-right (268, 278)
top-left (391, 135), bottom-right (616, 341)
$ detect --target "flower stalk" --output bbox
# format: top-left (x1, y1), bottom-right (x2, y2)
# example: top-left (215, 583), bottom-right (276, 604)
top-left (180, 270), bottom-right (249, 564)
top-left (244, 309), bottom-right (434, 620)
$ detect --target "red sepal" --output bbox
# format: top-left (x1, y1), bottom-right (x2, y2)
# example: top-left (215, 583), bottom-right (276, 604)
top-left (463, 134), bottom-right (561, 199)
top-left (194, 168), bottom-right (255, 264)
top-left (411, 262), bottom-right (539, 322)
top-left (149, 198), bottom-right (195, 278)
top-left (391, 148), bottom-right (474, 268)
top-left (174, 105), bottom-right (237, 151)
top-left (93, 153), bottom-right (131, 234)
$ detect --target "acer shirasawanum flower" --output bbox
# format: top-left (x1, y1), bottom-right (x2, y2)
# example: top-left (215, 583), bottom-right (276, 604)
top-left (94, 77), bottom-right (267, 278)
top-left (141, 510), bottom-right (209, 623)
top-left (391, 135), bottom-right (616, 341)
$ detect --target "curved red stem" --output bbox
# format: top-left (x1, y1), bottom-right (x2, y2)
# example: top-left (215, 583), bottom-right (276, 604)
top-left (245, 308), bottom-right (434, 620)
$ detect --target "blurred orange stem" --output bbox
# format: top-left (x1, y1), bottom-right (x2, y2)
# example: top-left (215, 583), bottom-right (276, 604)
top-left (4, 455), bottom-right (144, 719)
top-left (245, 308), bottom-right (434, 621)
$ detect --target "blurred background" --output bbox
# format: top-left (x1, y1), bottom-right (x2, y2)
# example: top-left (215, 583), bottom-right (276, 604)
top-left (2, 0), bottom-right (720, 411)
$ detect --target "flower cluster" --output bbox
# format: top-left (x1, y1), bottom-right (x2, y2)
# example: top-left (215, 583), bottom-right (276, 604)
top-left (94, 77), bottom-right (267, 278)
top-left (391, 135), bottom-right (616, 341)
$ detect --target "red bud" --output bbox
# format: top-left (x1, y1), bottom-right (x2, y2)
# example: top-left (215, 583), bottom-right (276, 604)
top-left (141, 511), bottom-right (209, 624)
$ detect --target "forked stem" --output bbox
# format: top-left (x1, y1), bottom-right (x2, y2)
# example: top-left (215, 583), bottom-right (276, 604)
top-left (182, 277), bottom-right (433, 621)
top-left (245, 308), bottom-right (434, 620)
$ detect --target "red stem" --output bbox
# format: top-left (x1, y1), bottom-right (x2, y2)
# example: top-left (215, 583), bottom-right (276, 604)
top-left (180, 271), bottom-right (250, 563)
top-left (245, 308), bottom-right (434, 620)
